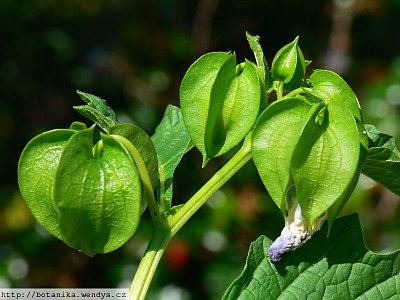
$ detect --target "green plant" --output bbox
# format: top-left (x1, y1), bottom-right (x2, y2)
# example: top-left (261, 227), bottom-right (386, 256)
top-left (18, 33), bottom-right (400, 299)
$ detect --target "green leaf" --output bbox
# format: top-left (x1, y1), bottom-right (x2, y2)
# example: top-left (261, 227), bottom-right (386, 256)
top-left (291, 103), bottom-right (361, 225)
top-left (308, 70), bottom-right (362, 122)
top-left (223, 214), bottom-right (400, 300)
top-left (252, 98), bottom-right (322, 214)
top-left (271, 36), bottom-right (306, 89)
top-left (362, 124), bottom-right (400, 195)
top-left (18, 129), bottom-right (76, 239)
top-left (74, 90), bottom-right (117, 132)
top-left (246, 31), bottom-right (270, 91)
top-left (151, 105), bottom-right (192, 212)
top-left (109, 123), bottom-right (159, 191)
top-left (246, 32), bottom-right (266, 77)
top-left (180, 52), bottom-right (261, 165)
top-left (54, 127), bottom-right (142, 255)
top-left (364, 124), bottom-right (400, 153)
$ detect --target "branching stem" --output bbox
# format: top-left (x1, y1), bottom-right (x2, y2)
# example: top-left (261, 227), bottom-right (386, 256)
top-left (169, 133), bottom-right (252, 236)
top-left (285, 87), bottom-right (311, 98)
top-left (129, 133), bottom-right (253, 299)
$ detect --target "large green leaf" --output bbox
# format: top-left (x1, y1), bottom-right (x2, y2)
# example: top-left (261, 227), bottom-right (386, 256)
top-left (291, 103), bottom-right (361, 225)
top-left (18, 129), bottom-right (76, 239)
top-left (223, 214), bottom-right (400, 300)
top-left (151, 105), bottom-right (192, 212)
top-left (308, 70), bottom-right (362, 122)
top-left (362, 124), bottom-right (400, 195)
top-left (180, 52), bottom-right (261, 165)
top-left (252, 98), bottom-right (322, 214)
top-left (54, 127), bottom-right (142, 256)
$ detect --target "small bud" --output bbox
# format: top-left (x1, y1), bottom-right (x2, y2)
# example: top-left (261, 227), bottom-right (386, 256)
top-left (271, 36), bottom-right (306, 89)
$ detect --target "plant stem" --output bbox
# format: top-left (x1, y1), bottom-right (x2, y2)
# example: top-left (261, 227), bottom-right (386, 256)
top-left (128, 133), bottom-right (253, 299)
top-left (285, 87), bottom-right (311, 98)
top-left (277, 81), bottom-right (284, 99)
top-left (129, 225), bottom-right (170, 300)
top-left (168, 133), bottom-right (253, 236)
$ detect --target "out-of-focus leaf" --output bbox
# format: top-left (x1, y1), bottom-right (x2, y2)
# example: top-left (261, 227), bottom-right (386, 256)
top-left (362, 124), bottom-right (400, 195)
top-left (364, 124), bottom-right (400, 153)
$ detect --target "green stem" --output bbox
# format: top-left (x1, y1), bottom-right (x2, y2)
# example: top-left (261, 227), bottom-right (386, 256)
top-left (285, 87), bottom-right (311, 98)
top-left (129, 225), bottom-right (170, 300)
top-left (277, 81), bottom-right (284, 99)
top-left (168, 133), bottom-right (252, 236)
top-left (128, 133), bottom-right (253, 299)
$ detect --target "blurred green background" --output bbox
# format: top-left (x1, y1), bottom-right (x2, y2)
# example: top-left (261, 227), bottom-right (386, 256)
top-left (1, 0), bottom-right (400, 299)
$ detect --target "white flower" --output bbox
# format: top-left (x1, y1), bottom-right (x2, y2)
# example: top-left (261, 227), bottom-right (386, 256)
top-left (268, 203), bottom-right (326, 262)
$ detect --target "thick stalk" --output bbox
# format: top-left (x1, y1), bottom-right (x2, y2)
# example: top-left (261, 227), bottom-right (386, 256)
top-left (169, 133), bottom-right (252, 236)
top-left (129, 134), bottom-right (253, 300)
top-left (276, 81), bottom-right (284, 99)
top-left (284, 87), bottom-right (311, 98)
top-left (129, 225), bottom-right (170, 300)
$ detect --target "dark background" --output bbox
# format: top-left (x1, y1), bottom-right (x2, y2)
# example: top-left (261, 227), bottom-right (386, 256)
top-left (1, 0), bottom-right (400, 299)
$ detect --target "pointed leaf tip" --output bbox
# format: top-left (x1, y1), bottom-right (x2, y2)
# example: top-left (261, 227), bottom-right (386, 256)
top-left (74, 91), bottom-right (117, 131)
